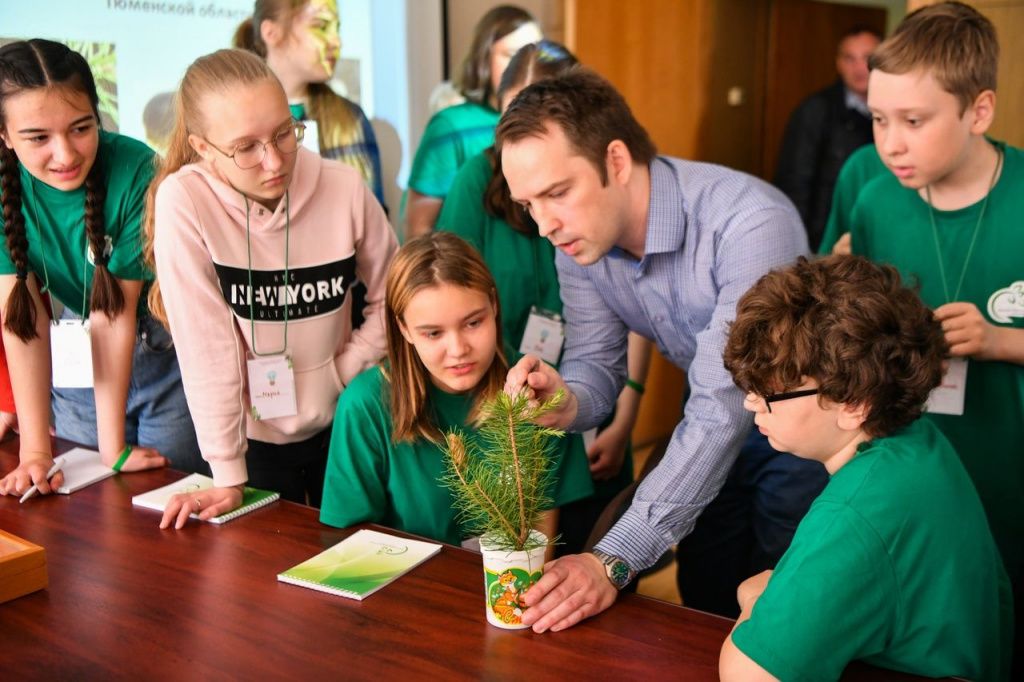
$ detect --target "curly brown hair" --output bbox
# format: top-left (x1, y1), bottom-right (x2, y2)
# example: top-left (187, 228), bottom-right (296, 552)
top-left (723, 255), bottom-right (948, 437)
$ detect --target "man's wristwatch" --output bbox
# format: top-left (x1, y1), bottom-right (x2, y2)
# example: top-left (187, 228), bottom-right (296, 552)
top-left (591, 550), bottom-right (636, 590)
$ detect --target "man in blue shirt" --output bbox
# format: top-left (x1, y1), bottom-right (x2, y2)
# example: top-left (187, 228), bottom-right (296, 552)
top-left (499, 69), bottom-right (815, 630)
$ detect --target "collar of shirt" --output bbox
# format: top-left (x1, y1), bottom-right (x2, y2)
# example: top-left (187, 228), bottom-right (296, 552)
top-left (844, 86), bottom-right (871, 118)
top-left (605, 157), bottom-right (687, 265)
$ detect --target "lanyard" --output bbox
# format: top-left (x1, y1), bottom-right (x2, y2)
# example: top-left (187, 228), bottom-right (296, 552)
top-left (925, 147), bottom-right (1003, 304)
top-left (244, 191), bottom-right (291, 356)
top-left (24, 176), bottom-right (90, 317)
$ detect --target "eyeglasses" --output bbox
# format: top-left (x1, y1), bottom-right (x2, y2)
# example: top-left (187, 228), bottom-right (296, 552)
top-left (763, 388), bottom-right (819, 413)
top-left (204, 121), bottom-right (305, 170)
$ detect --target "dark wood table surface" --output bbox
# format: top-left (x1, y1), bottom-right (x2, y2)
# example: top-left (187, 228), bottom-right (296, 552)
top-left (0, 438), bottom-right (938, 680)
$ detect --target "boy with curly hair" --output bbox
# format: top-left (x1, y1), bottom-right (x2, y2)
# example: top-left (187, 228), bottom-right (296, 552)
top-left (718, 256), bottom-right (1011, 681)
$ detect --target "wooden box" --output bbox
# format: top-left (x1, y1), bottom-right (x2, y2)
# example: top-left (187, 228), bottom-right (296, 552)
top-left (0, 529), bottom-right (47, 604)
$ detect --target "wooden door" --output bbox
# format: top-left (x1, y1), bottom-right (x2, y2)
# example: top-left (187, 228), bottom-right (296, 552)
top-left (761, 0), bottom-right (887, 179)
top-left (908, 0), bottom-right (1024, 146)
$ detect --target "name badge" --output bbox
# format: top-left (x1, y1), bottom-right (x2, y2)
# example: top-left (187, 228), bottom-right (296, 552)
top-left (519, 306), bottom-right (565, 366)
top-left (925, 357), bottom-right (967, 416)
top-left (50, 320), bottom-right (94, 388)
top-left (246, 354), bottom-right (298, 421)
top-left (300, 120), bottom-right (320, 155)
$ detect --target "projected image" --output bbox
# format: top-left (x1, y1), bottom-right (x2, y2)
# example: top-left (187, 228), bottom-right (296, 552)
top-left (0, 37), bottom-right (119, 132)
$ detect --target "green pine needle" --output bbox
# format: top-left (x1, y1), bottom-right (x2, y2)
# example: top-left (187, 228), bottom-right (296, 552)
top-left (440, 389), bottom-right (565, 552)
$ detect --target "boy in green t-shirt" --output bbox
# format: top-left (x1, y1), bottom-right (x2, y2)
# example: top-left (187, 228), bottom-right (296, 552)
top-left (839, 3), bottom-right (1023, 663)
top-left (718, 255), bottom-right (1012, 682)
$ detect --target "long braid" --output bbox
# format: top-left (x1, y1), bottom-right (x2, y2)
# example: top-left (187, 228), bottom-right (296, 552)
top-left (0, 143), bottom-right (38, 340)
top-left (83, 156), bottom-right (124, 318)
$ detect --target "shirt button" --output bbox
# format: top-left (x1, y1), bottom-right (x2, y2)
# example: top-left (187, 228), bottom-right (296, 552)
top-left (258, 208), bottom-right (265, 216)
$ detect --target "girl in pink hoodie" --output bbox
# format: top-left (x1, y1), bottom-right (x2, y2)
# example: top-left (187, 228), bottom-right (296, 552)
top-left (145, 49), bottom-right (397, 527)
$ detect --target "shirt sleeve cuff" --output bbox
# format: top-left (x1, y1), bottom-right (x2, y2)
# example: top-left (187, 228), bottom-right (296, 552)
top-left (209, 457), bottom-right (248, 488)
top-left (594, 510), bottom-right (673, 571)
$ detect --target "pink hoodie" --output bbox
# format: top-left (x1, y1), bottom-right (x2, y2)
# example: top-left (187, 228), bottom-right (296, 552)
top-left (154, 148), bottom-right (398, 486)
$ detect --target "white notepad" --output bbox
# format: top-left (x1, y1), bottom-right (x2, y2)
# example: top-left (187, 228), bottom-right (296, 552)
top-left (54, 447), bottom-right (116, 494)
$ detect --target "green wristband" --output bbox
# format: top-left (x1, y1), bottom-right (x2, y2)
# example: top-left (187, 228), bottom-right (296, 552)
top-left (625, 378), bottom-right (645, 395)
top-left (111, 445), bottom-right (132, 472)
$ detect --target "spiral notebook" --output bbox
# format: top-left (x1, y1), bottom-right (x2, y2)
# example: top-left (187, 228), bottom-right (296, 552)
top-left (277, 529), bottom-right (442, 600)
top-left (131, 473), bottom-right (279, 524)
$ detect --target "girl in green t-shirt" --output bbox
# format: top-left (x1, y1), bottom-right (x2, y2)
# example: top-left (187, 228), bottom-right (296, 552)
top-left (320, 232), bottom-right (592, 548)
top-left (402, 6), bottom-right (541, 238)
top-left (0, 40), bottom-right (199, 499)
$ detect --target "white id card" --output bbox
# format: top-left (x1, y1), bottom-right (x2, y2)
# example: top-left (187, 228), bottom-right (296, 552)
top-left (582, 428), bottom-right (598, 452)
top-left (50, 320), bottom-right (94, 388)
top-left (300, 120), bottom-right (320, 154)
top-left (246, 354), bottom-right (298, 421)
top-left (925, 357), bottom-right (967, 416)
top-left (518, 307), bottom-right (565, 365)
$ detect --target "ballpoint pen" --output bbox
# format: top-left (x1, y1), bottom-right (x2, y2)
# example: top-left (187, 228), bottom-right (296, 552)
top-left (19, 456), bottom-right (65, 504)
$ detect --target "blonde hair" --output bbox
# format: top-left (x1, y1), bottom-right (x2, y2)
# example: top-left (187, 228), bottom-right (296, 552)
top-left (384, 233), bottom-right (507, 443)
top-left (870, 1), bottom-right (998, 114)
top-left (233, 0), bottom-right (358, 153)
top-left (143, 49), bottom-right (279, 322)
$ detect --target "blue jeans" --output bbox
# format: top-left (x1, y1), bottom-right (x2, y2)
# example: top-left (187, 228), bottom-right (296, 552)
top-left (51, 313), bottom-right (204, 474)
top-left (675, 426), bottom-right (829, 618)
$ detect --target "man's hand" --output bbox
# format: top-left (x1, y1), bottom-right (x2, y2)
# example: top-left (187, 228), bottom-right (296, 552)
top-left (587, 421), bottom-right (629, 481)
top-left (520, 552), bottom-right (618, 633)
top-left (504, 355), bottom-right (578, 429)
top-left (935, 302), bottom-right (1001, 360)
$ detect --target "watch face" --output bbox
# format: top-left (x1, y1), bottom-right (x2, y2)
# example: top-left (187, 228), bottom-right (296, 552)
top-left (608, 559), bottom-right (631, 587)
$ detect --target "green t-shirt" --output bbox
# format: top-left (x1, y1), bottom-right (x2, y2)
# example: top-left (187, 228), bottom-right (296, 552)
top-left (437, 150), bottom-right (634, 499)
top-left (817, 144), bottom-right (887, 255)
top-left (319, 365), bottom-right (594, 546)
top-left (849, 141), bottom-right (1024, 580)
top-left (0, 131), bottom-right (155, 316)
top-left (732, 419), bottom-right (1013, 682)
top-left (405, 101), bottom-right (499, 199)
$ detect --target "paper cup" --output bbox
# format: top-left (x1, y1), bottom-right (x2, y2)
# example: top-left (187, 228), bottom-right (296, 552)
top-left (479, 531), bottom-right (547, 629)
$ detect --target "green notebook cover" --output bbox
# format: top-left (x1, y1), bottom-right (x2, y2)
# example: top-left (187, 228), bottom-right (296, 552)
top-left (131, 473), bottom-right (280, 524)
top-left (277, 529), bottom-right (442, 600)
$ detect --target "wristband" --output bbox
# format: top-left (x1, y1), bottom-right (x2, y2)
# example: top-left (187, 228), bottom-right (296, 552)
top-left (111, 445), bottom-right (132, 472)
top-left (625, 378), bottom-right (645, 395)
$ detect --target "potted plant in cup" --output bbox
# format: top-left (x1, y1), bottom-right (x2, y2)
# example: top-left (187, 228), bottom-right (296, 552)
top-left (441, 390), bottom-right (565, 629)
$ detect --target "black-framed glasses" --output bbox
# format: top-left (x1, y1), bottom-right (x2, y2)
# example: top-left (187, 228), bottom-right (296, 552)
top-left (764, 388), bottom-right (820, 413)
top-left (205, 121), bottom-right (305, 170)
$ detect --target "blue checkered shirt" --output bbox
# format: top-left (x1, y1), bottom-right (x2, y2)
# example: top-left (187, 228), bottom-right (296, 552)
top-left (560, 156), bottom-right (809, 571)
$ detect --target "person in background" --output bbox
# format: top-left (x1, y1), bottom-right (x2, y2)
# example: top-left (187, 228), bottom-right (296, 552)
top-left (0, 40), bottom-right (200, 498)
top-left (145, 49), bottom-right (397, 527)
top-left (320, 232), bottom-right (593, 552)
top-left (437, 41), bottom-right (651, 556)
top-left (402, 4), bottom-right (541, 239)
top-left (840, 3), bottom-right (1023, 670)
top-left (774, 25), bottom-right (881, 251)
top-left (234, 0), bottom-right (384, 210)
top-left (718, 255), bottom-right (1011, 682)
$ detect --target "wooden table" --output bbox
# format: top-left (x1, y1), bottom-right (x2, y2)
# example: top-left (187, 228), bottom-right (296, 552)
top-left (0, 439), bottom-right (935, 680)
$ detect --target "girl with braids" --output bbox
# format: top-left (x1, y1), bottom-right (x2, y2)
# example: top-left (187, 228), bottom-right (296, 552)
top-left (234, 0), bottom-right (384, 209)
top-left (147, 49), bottom-right (397, 528)
top-left (320, 232), bottom-right (592, 551)
top-left (436, 41), bottom-right (652, 556)
top-left (0, 39), bottom-right (200, 498)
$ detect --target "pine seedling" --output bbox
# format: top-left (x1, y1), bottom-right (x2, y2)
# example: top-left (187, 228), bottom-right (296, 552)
top-left (441, 389), bottom-right (566, 552)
